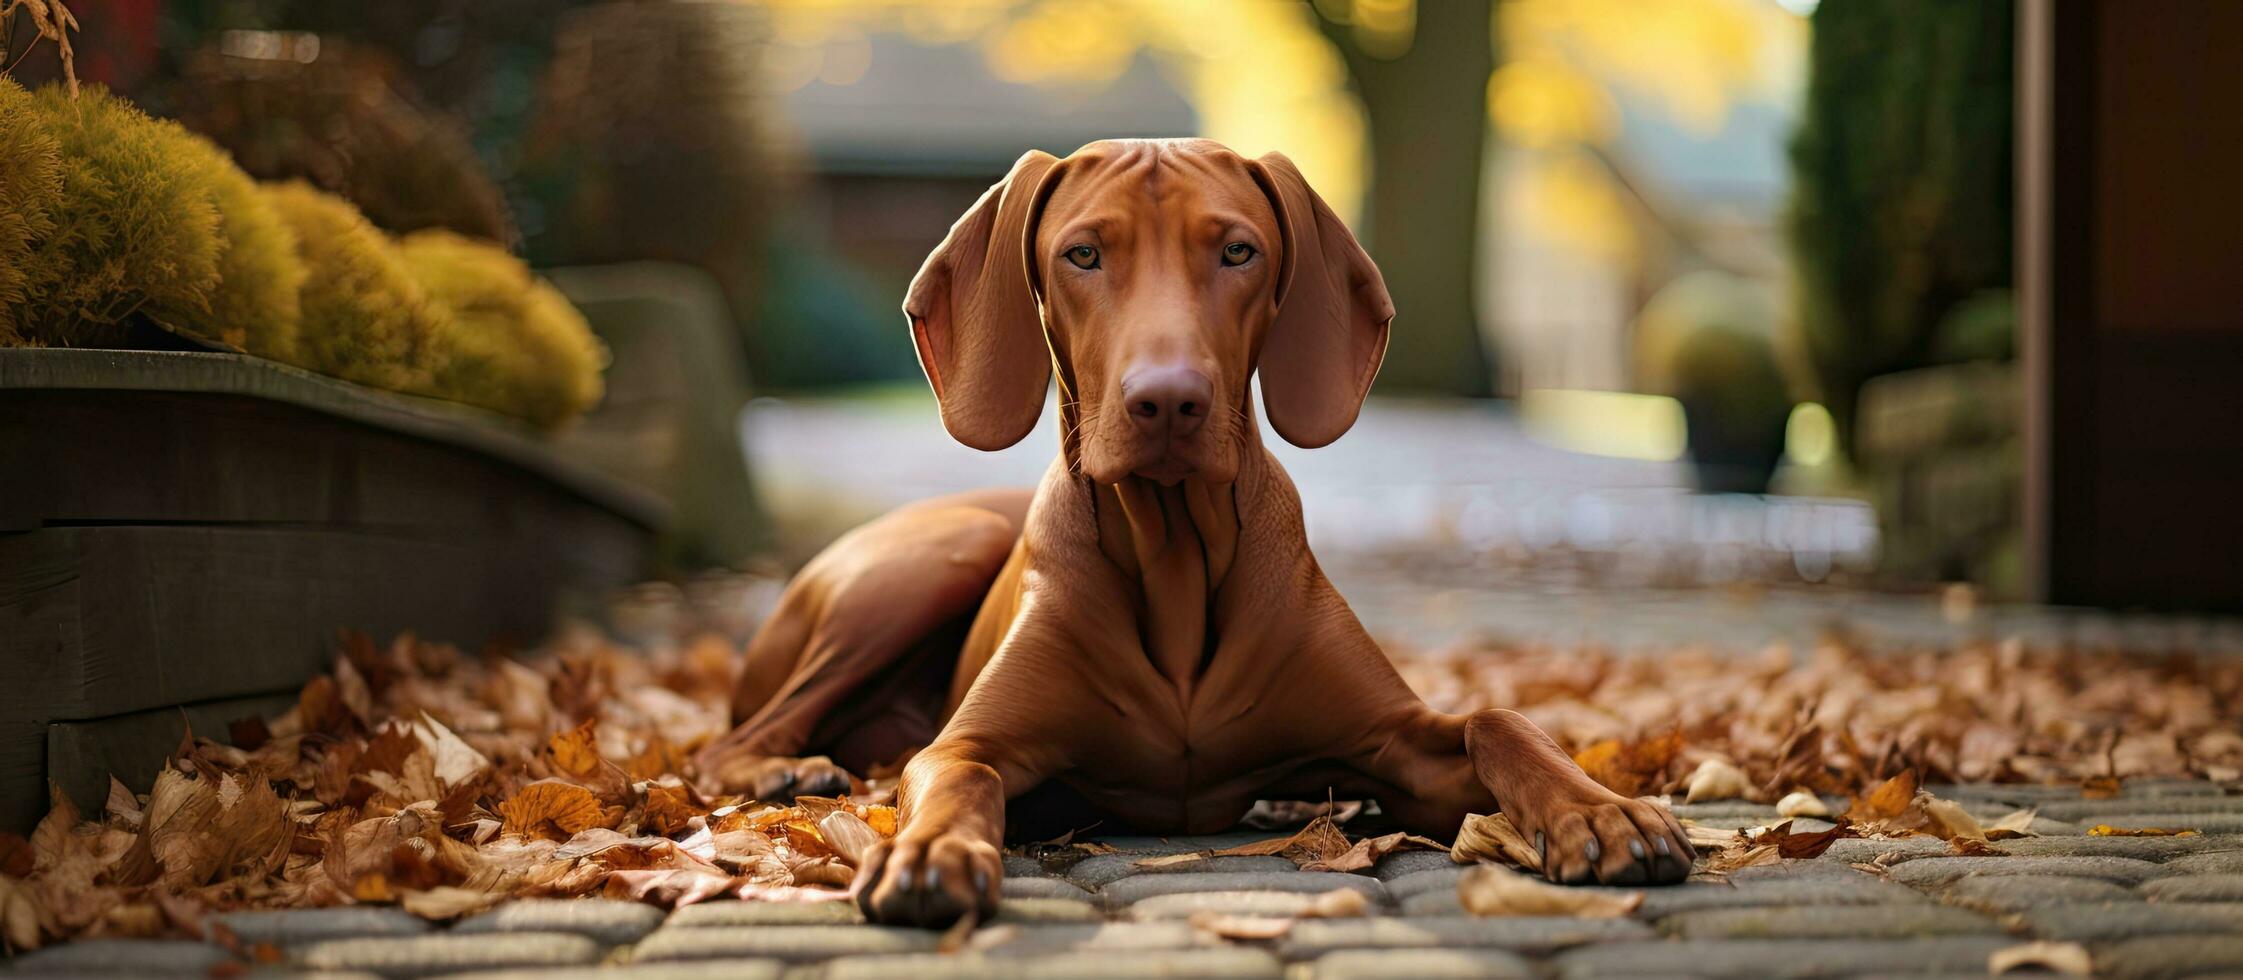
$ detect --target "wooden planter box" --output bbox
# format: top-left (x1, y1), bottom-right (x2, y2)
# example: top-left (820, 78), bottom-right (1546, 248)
top-left (0, 349), bottom-right (666, 831)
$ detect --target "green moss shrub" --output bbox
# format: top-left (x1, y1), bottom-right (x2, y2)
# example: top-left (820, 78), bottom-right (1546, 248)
top-left (398, 230), bottom-right (607, 429)
top-left (0, 79), bottom-right (66, 345)
top-left (11, 84), bottom-right (224, 346)
top-left (149, 136), bottom-right (307, 358)
top-left (260, 180), bottom-right (446, 393)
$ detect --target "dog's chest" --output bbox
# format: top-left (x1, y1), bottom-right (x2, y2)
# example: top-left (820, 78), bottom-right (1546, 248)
top-left (1050, 647), bottom-right (1329, 832)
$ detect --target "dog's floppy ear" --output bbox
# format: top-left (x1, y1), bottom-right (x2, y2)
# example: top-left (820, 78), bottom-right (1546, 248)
top-left (1248, 151), bottom-right (1394, 449)
top-left (905, 149), bottom-right (1064, 451)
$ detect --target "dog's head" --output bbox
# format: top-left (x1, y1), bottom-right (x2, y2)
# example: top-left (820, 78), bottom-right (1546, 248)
top-left (904, 138), bottom-right (1393, 485)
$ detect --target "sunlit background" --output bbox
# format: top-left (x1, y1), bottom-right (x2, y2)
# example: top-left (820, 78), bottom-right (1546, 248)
top-left (15, 0), bottom-right (2028, 601)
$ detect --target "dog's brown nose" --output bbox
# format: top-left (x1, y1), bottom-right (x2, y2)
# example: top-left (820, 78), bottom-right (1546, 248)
top-left (1123, 366), bottom-right (1212, 437)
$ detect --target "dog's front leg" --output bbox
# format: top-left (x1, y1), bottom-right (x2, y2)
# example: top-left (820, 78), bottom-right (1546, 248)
top-left (1352, 705), bottom-right (1694, 885)
top-left (1459, 708), bottom-right (1695, 884)
top-left (852, 736), bottom-right (1019, 927)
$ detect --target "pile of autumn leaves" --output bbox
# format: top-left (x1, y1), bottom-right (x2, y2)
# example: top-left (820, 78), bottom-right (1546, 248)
top-left (0, 630), bottom-right (885, 953)
top-left (2, 627), bottom-right (2239, 952)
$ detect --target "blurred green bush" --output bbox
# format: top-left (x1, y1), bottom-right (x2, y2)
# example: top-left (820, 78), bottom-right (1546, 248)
top-left (0, 79), bottom-right (65, 346)
top-left (149, 131), bottom-right (306, 357)
top-left (399, 230), bottom-right (607, 430)
top-left (1, 82), bottom-right (607, 431)
top-left (261, 179), bottom-right (447, 393)
top-left (1787, 0), bottom-right (2014, 454)
top-left (9, 83), bottom-right (225, 347)
top-left (1635, 271), bottom-right (1791, 493)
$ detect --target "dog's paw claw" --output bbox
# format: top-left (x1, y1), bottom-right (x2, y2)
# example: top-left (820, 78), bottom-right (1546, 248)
top-left (1515, 792), bottom-right (1693, 886)
top-left (854, 834), bottom-right (1003, 928)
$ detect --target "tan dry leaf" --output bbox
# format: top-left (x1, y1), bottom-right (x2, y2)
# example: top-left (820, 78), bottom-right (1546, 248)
top-left (398, 886), bottom-right (506, 920)
top-left (1683, 822), bottom-right (1742, 850)
top-left (1188, 912), bottom-right (1294, 940)
top-left (816, 810), bottom-right (881, 868)
top-left (1, 874), bottom-right (42, 952)
top-left (1684, 758), bottom-right (1754, 803)
top-left (1206, 813), bottom-right (1353, 868)
top-left (1301, 831), bottom-right (1444, 874)
top-left (1304, 887), bottom-right (1370, 918)
top-left (1949, 837), bottom-right (2009, 856)
top-left (1990, 940), bottom-right (2093, 976)
top-left (1985, 808), bottom-right (2039, 838)
top-left (2080, 776), bottom-right (2122, 799)
top-left (1922, 796), bottom-right (1987, 841)
top-left (412, 712), bottom-right (490, 791)
top-left (602, 867), bottom-right (737, 908)
top-left (1457, 863), bottom-right (1642, 917)
top-left (1698, 842), bottom-right (1780, 874)
top-left (1451, 812), bottom-right (1543, 873)
top-left (1775, 790), bottom-right (1831, 818)
top-left (103, 779), bottom-right (144, 830)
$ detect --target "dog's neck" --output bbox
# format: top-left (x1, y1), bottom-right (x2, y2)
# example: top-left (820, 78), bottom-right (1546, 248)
top-left (1085, 428), bottom-right (1268, 698)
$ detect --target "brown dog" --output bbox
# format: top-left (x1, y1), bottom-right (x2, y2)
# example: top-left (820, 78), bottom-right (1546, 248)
top-left (695, 139), bottom-right (1692, 926)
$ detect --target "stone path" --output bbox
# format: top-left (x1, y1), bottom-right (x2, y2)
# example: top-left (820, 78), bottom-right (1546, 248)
top-left (12, 779), bottom-right (2243, 978)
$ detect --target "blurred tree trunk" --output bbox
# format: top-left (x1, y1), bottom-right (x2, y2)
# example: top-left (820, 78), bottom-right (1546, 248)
top-left (1319, 0), bottom-right (1497, 397)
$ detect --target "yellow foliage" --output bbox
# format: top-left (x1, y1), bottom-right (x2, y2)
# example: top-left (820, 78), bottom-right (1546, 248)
top-left (0, 78), bottom-right (65, 345)
top-left (12, 84), bottom-right (224, 346)
top-left (147, 133), bottom-right (306, 359)
top-left (261, 181), bottom-right (446, 393)
top-left (397, 230), bottom-right (607, 430)
top-left (755, 0), bottom-right (1367, 227)
top-left (1494, 0), bottom-right (1804, 262)
top-left (1499, 0), bottom-right (1800, 139)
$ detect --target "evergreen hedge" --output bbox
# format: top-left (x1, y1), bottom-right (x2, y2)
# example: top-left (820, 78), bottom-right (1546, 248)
top-left (1787, 0), bottom-right (2015, 453)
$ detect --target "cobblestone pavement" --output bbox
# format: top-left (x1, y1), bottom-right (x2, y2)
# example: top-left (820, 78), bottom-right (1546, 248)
top-left (11, 779), bottom-right (2243, 978)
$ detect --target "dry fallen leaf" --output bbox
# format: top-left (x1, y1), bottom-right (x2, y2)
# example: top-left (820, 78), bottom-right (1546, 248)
top-left (2086, 824), bottom-right (2197, 837)
top-left (1574, 730), bottom-right (1684, 798)
top-left (1985, 809), bottom-right (2039, 839)
top-left (1456, 864), bottom-right (1642, 918)
top-left (5, 595), bottom-right (2241, 952)
top-left (1684, 758), bottom-right (1754, 803)
top-left (1922, 797), bottom-right (1987, 842)
top-left (1990, 940), bottom-right (2093, 976)
top-left (1188, 912), bottom-right (1294, 940)
top-left (499, 781), bottom-right (610, 842)
top-left (1451, 812), bottom-right (1543, 873)
top-left (1775, 790), bottom-right (1831, 818)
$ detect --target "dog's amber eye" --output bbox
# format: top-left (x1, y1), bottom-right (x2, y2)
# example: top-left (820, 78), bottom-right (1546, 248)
top-left (1065, 245), bottom-right (1100, 270)
top-left (1222, 242), bottom-right (1255, 266)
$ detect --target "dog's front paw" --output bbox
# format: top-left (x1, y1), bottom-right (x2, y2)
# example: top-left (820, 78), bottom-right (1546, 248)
top-left (692, 745), bottom-right (854, 801)
top-left (852, 832), bottom-right (1002, 927)
top-left (1512, 789), bottom-right (1693, 885)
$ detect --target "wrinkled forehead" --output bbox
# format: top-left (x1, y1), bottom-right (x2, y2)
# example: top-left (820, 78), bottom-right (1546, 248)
top-left (1037, 140), bottom-right (1279, 244)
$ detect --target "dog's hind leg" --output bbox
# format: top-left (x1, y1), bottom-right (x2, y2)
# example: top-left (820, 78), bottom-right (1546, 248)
top-left (693, 490), bottom-right (1028, 798)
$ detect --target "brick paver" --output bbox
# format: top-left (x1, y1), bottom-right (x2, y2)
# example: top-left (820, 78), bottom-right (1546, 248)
top-left (11, 777), bottom-right (2243, 977)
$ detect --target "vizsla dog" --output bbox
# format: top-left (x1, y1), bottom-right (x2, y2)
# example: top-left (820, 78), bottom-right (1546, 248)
top-left (695, 138), bottom-right (1692, 926)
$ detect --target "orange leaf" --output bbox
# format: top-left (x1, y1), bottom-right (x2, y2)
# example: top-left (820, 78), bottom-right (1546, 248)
top-left (548, 719), bottom-right (603, 780)
top-left (1844, 769), bottom-right (1920, 824)
top-left (641, 780), bottom-right (701, 836)
top-left (862, 806), bottom-right (898, 837)
top-left (1575, 730), bottom-right (1683, 797)
top-left (498, 781), bottom-right (609, 842)
top-left (2087, 824), bottom-right (2195, 837)
top-left (2080, 776), bottom-right (2122, 800)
